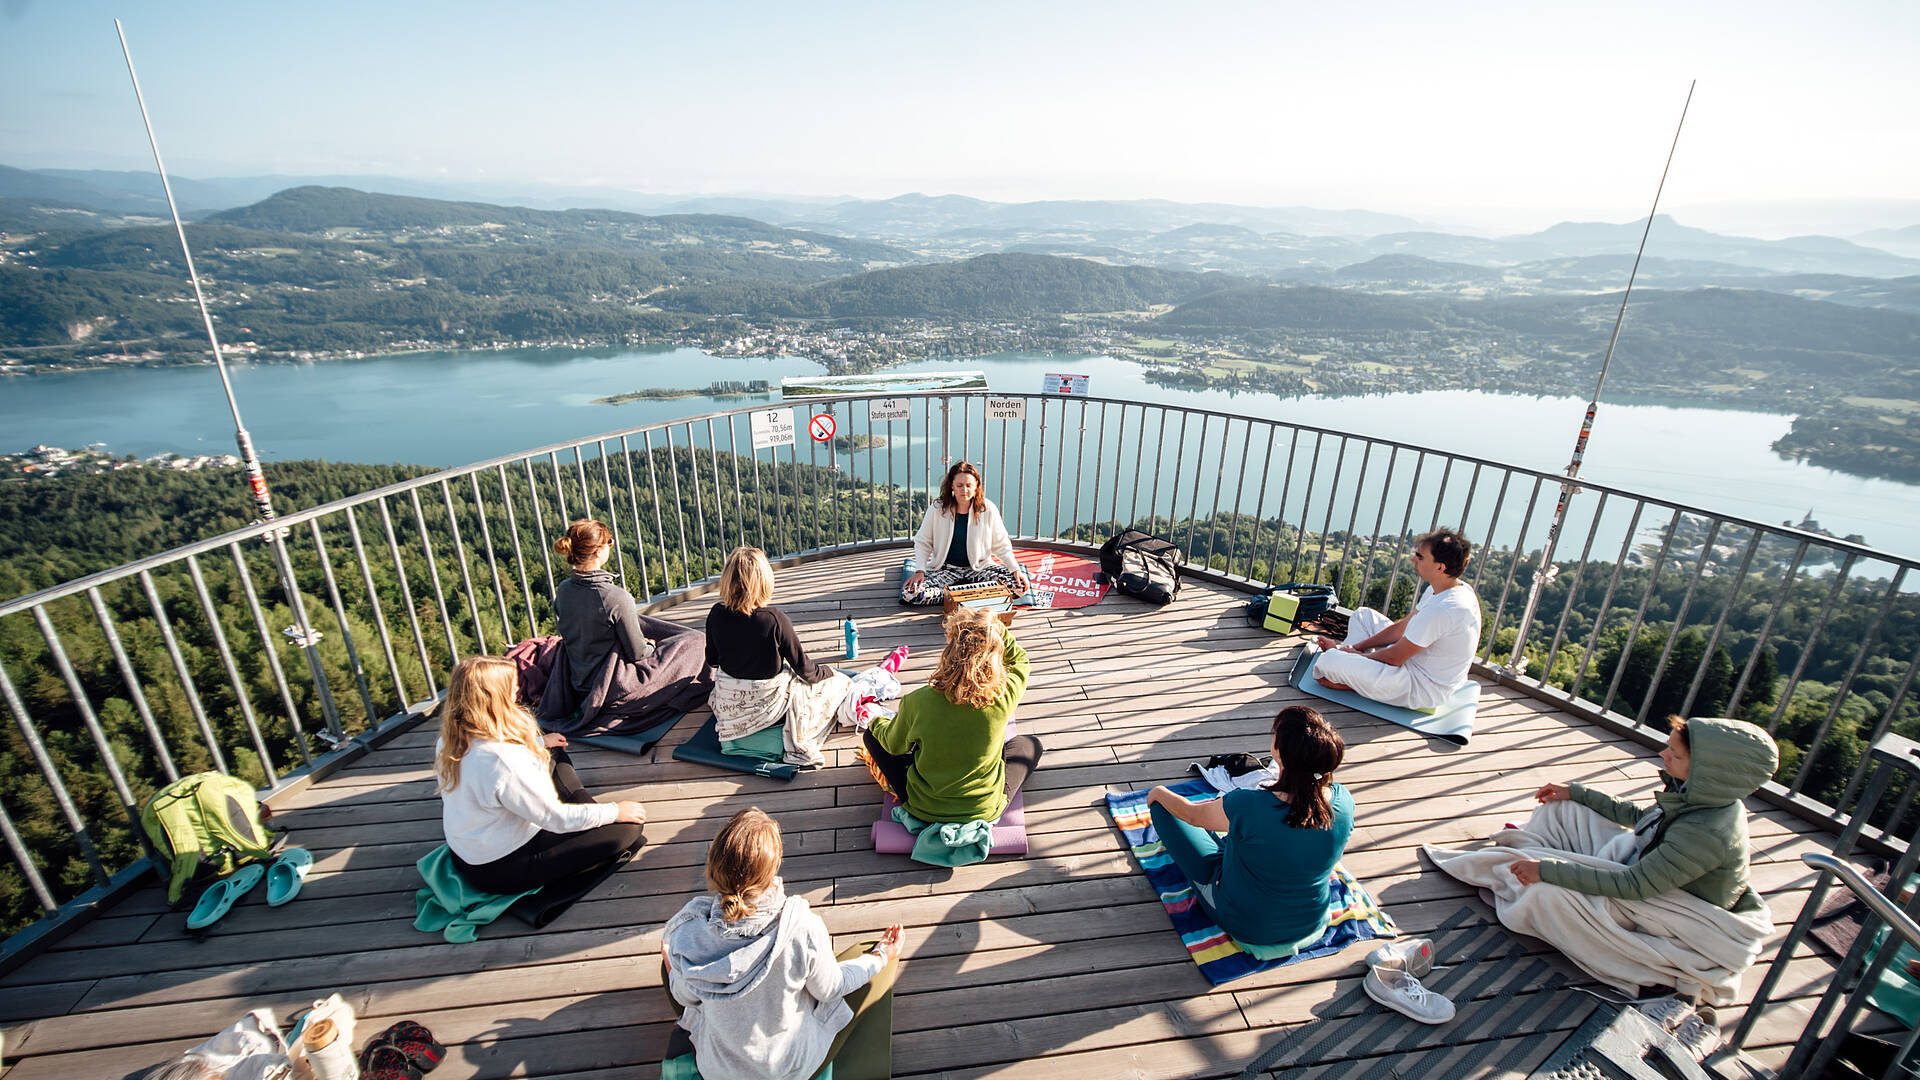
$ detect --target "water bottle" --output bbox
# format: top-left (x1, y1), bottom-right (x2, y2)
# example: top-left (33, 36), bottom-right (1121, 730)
top-left (844, 618), bottom-right (859, 660)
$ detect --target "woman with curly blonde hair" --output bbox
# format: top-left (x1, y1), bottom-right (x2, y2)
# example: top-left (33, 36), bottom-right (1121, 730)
top-left (861, 608), bottom-right (1043, 823)
top-left (437, 656), bottom-right (647, 895)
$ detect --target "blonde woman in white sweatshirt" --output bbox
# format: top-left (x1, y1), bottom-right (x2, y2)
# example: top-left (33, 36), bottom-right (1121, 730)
top-left (436, 656), bottom-right (647, 894)
top-left (902, 461), bottom-right (1030, 605)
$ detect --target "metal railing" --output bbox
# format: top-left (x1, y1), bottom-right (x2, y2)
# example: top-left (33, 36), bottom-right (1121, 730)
top-left (2, 389), bottom-right (1916, 956)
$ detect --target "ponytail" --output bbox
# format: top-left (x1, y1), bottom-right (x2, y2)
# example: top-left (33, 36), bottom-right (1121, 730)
top-left (706, 808), bottom-right (783, 921)
top-left (1267, 706), bottom-right (1344, 830)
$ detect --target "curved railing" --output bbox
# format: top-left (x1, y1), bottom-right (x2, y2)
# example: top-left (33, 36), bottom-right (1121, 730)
top-left (3, 389), bottom-right (1916, 958)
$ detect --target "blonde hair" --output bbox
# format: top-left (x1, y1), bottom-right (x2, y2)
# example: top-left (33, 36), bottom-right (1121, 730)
top-left (436, 656), bottom-right (548, 793)
top-left (929, 607), bottom-right (1007, 710)
top-left (720, 546), bottom-right (775, 614)
top-left (706, 808), bottom-right (784, 921)
top-left (554, 519), bottom-right (613, 569)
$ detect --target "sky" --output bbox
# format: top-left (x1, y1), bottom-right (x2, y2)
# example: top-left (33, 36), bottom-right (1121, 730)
top-left (3, 0), bottom-right (1917, 234)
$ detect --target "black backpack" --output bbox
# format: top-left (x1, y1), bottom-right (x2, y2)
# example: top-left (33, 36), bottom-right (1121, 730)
top-left (1099, 529), bottom-right (1183, 605)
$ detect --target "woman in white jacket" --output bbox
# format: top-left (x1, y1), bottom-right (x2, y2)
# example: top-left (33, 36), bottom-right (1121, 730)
top-left (902, 461), bottom-right (1031, 605)
top-left (436, 656), bottom-right (647, 894)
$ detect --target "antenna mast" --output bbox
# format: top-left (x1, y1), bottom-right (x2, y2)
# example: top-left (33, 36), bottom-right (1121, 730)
top-left (116, 19), bottom-right (344, 744)
top-left (1502, 81), bottom-right (1696, 676)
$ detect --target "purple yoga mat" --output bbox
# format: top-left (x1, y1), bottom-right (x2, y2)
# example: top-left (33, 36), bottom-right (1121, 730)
top-left (871, 792), bottom-right (1028, 855)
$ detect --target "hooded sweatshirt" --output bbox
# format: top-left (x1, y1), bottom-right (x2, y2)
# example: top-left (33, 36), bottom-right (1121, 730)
top-left (1539, 717), bottom-right (1780, 911)
top-left (663, 883), bottom-right (882, 1080)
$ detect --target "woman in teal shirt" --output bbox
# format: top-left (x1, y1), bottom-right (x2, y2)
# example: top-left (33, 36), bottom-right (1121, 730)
top-left (1146, 706), bottom-right (1352, 948)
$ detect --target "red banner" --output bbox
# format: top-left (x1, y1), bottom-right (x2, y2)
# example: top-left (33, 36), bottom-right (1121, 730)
top-left (1013, 549), bottom-right (1109, 608)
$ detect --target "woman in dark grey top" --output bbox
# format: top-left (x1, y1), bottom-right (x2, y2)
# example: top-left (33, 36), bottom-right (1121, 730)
top-left (535, 519), bottom-right (713, 737)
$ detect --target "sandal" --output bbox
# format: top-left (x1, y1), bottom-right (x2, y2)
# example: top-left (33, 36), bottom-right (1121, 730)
top-left (186, 862), bottom-right (265, 929)
top-left (267, 846), bottom-right (314, 907)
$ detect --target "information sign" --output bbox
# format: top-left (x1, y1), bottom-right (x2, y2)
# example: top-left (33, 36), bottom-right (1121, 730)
top-left (1042, 373), bottom-right (1090, 395)
top-left (750, 408), bottom-right (796, 449)
top-left (986, 397), bottom-right (1027, 420)
top-left (869, 398), bottom-right (911, 421)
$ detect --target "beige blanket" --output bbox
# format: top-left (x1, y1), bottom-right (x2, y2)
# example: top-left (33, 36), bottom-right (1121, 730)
top-left (1424, 800), bottom-right (1773, 1005)
top-left (709, 668), bottom-right (851, 768)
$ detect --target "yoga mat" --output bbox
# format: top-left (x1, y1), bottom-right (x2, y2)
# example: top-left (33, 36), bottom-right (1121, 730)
top-left (1105, 778), bottom-right (1399, 986)
top-left (571, 710), bottom-right (687, 756)
top-left (871, 792), bottom-right (1029, 855)
top-left (1289, 650), bottom-right (1479, 746)
top-left (671, 716), bottom-right (802, 781)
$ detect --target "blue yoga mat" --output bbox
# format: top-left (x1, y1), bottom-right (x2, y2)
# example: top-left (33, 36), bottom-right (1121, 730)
top-left (570, 710), bottom-right (688, 756)
top-left (1289, 650), bottom-right (1478, 746)
top-left (671, 716), bottom-right (801, 781)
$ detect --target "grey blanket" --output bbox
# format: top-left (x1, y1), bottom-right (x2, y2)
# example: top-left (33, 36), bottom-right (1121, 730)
top-left (535, 615), bottom-right (713, 737)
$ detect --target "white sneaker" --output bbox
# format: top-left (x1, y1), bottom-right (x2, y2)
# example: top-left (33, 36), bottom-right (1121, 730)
top-left (1365, 936), bottom-right (1435, 978)
top-left (1635, 996), bottom-right (1695, 1032)
top-left (1364, 966), bottom-right (1455, 1025)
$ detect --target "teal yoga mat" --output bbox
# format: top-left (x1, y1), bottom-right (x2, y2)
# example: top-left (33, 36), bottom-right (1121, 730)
top-left (571, 710), bottom-right (687, 756)
top-left (671, 716), bottom-right (802, 781)
top-left (1289, 650), bottom-right (1478, 746)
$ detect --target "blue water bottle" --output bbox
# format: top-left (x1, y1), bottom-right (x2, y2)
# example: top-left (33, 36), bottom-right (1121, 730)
top-left (844, 618), bottom-right (859, 660)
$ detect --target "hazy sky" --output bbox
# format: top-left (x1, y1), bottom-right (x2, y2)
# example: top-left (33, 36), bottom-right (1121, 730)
top-left (4, 0), bottom-right (1916, 233)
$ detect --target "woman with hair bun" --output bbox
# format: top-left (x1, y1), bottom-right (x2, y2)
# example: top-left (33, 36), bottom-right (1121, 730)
top-left (663, 808), bottom-right (902, 1080)
top-left (862, 606), bottom-right (1043, 823)
top-left (1146, 706), bottom-right (1353, 950)
top-left (536, 519), bottom-right (711, 737)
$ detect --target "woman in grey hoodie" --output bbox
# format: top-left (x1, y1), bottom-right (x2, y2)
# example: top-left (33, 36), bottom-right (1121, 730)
top-left (663, 808), bottom-right (902, 1080)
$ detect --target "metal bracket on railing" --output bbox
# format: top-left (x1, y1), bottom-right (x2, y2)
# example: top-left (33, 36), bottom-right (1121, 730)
top-left (281, 625), bottom-right (325, 648)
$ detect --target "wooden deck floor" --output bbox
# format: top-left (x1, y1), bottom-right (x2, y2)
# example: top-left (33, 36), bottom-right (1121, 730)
top-left (0, 548), bottom-right (1846, 1079)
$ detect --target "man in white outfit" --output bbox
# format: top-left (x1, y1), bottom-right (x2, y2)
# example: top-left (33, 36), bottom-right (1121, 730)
top-left (1311, 529), bottom-right (1482, 710)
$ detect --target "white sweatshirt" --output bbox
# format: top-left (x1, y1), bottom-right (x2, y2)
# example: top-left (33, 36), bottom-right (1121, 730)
top-left (438, 739), bottom-right (618, 864)
top-left (911, 498), bottom-right (1017, 572)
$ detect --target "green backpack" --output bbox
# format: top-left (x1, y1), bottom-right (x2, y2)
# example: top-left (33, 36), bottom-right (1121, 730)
top-left (140, 772), bottom-right (276, 904)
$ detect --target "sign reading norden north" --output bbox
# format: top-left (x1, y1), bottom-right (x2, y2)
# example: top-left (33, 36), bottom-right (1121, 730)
top-left (750, 408), bottom-right (796, 449)
top-left (869, 398), bottom-right (911, 421)
top-left (986, 397), bottom-right (1027, 420)
top-left (1042, 373), bottom-right (1089, 395)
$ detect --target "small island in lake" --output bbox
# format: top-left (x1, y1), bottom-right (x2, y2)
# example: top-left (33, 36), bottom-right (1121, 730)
top-left (596, 380), bottom-right (772, 405)
top-left (833, 433), bottom-right (889, 452)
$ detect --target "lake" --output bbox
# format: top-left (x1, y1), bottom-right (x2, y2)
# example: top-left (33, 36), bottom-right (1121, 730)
top-left (4, 347), bottom-right (1916, 559)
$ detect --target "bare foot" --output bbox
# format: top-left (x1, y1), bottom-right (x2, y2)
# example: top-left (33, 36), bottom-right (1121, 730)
top-left (1316, 674), bottom-right (1355, 691)
top-left (1314, 635), bottom-right (1339, 652)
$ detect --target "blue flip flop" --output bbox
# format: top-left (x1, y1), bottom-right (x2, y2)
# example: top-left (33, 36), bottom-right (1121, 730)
top-left (266, 846), bottom-right (313, 907)
top-left (186, 862), bottom-right (265, 930)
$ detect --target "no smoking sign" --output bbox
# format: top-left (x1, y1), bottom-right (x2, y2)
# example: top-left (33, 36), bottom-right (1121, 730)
top-left (809, 413), bottom-right (837, 442)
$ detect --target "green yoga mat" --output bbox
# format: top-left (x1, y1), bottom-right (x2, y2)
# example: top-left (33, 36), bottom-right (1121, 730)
top-left (1289, 650), bottom-right (1478, 746)
top-left (671, 716), bottom-right (802, 781)
top-left (570, 710), bottom-right (688, 756)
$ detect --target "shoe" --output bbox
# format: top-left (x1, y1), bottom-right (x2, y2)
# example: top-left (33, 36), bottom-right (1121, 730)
top-left (1364, 966), bottom-right (1455, 1024)
top-left (266, 846), bottom-right (313, 906)
top-left (1366, 936), bottom-right (1435, 978)
top-left (186, 862), bottom-right (265, 929)
top-left (1671, 1013), bottom-right (1722, 1062)
top-left (881, 645), bottom-right (909, 674)
top-left (1636, 995), bottom-right (1696, 1032)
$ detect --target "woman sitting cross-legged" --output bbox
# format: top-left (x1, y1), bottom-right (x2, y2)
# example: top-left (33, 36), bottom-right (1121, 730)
top-left (1145, 706), bottom-right (1353, 952)
top-left (437, 655), bottom-right (647, 896)
top-left (901, 460), bottom-right (1031, 605)
top-left (705, 546), bottom-right (857, 768)
top-left (664, 807), bottom-right (903, 1080)
top-left (861, 606), bottom-right (1043, 823)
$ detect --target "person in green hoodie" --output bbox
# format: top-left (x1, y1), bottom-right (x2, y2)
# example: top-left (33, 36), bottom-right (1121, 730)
top-left (861, 607), bottom-right (1043, 824)
top-left (1508, 715), bottom-right (1780, 912)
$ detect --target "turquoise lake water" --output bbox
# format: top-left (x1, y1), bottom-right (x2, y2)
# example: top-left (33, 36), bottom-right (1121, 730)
top-left (2, 347), bottom-right (1915, 559)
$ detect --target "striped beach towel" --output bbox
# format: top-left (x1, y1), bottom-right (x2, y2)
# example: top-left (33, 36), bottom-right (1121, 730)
top-left (1106, 777), bottom-right (1399, 985)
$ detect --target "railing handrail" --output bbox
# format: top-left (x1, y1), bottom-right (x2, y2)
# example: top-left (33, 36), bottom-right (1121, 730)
top-left (1804, 851), bottom-right (1920, 953)
top-left (7, 388), bottom-right (1914, 619)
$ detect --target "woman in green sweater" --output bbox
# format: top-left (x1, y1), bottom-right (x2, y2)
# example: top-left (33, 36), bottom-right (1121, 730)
top-left (861, 608), bottom-right (1042, 823)
top-left (1507, 715), bottom-right (1778, 911)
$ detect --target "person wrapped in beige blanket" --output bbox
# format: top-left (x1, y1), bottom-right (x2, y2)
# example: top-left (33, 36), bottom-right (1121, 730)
top-left (705, 547), bottom-right (853, 768)
top-left (1425, 716), bottom-right (1779, 1005)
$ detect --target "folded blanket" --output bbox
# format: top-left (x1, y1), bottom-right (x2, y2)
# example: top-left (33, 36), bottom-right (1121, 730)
top-left (891, 804), bottom-right (994, 867)
top-left (414, 845), bottom-right (538, 944)
top-left (720, 722), bottom-right (787, 763)
top-left (1106, 778), bottom-right (1398, 985)
top-left (1423, 800), bottom-right (1773, 1005)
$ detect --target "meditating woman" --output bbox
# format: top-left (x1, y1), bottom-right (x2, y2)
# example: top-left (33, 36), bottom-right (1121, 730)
top-left (664, 807), bottom-right (903, 1080)
top-left (1144, 706), bottom-right (1353, 952)
top-left (705, 546), bottom-right (855, 768)
top-left (536, 518), bottom-right (712, 737)
top-left (437, 656), bottom-right (647, 896)
top-left (902, 460), bottom-right (1031, 605)
top-left (862, 607), bottom-right (1043, 823)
